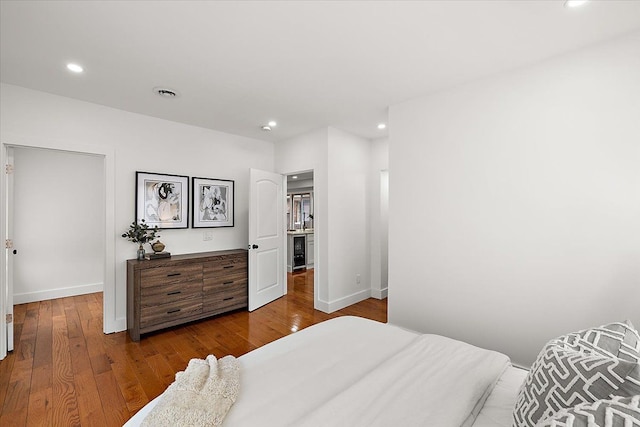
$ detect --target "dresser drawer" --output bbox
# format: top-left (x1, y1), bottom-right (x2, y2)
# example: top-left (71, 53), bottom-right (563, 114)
top-left (203, 270), bottom-right (246, 292)
top-left (203, 283), bottom-right (247, 313)
top-left (140, 281), bottom-right (202, 307)
top-left (203, 279), bottom-right (247, 300)
top-left (203, 255), bottom-right (246, 276)
top-left (140, 264), bottom-right (203, 288)
top-left (140, 299), bottom-right (203, 329)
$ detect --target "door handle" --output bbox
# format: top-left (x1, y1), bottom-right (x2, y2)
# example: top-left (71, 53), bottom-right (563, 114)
top-left (13, 249), bottom-right (17, 255)
top-left (252, 244), bottom-right (259, 249)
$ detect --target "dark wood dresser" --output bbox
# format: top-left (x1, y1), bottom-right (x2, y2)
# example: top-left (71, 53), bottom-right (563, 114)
top-left (126, 249), bottom-right (247, 341)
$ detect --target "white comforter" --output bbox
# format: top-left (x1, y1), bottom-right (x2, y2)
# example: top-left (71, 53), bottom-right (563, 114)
top-left (293, 334), bottom-right (509, 427)
top-left (125, 316), bottom-right (511, 427)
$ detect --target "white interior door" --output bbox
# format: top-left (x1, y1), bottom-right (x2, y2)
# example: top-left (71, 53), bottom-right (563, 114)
top-left (5, 147), bottom-right (15, 352)
top-left (248, 168), bottom-right (286, 311)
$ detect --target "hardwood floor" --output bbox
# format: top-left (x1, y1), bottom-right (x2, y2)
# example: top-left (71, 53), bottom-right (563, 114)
top-left (0, 269), bottom-right (386, 426)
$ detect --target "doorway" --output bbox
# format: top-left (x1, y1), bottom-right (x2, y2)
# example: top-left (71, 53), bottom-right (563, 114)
top-left (285, 171), bottom-right (315, 305)
top-left (1, 138), bottom-right (115, 361)
top-left (12, 147), bottom-right (105, 304)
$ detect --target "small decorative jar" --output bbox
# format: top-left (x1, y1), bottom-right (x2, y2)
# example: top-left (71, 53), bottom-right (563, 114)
top-left (151, 240), bottom-right (166, 253)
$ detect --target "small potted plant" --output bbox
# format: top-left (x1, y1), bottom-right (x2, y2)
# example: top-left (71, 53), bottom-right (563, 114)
top-left (122, 219), bottom-right (160, 260)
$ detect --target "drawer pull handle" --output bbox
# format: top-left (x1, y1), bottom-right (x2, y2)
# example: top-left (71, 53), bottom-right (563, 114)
top-left (223, 281), bottom-right (234, 285)
top-left (223, 297), bottom-right (234, 301)
top-left (167, 273), bottom-right (181, 277)
top-left (167, 291), bottom-right (181, 296)
top-left (167, 309), bottom-right (181, 314)
top-left (223, 265), bottom-right (234, 269)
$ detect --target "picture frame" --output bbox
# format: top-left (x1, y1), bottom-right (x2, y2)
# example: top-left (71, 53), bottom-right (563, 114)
top-left (136, 171), bottom-right (189, 229)
top-left (192, 177), bottom-right (235, 228)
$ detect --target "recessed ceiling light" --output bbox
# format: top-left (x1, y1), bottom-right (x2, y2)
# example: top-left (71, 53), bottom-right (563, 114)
top-left (292, 176), bottom-right (298, 179)
top-left (153, 87), bottom-right (179, 98)
top-left (261, 125), bottom-right (272, 131)
top-left (268, 121), bottom-right (277, 127)
top-left (66, 63), bottom-right (84, 73)
top-left (564, 0), bottom-right (588, 8)
top-left (377, 123), bottom-right (387, 130)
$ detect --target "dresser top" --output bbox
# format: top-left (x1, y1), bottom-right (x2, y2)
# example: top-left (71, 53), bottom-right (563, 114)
top-left (127, 248), bottom-right (247, 269)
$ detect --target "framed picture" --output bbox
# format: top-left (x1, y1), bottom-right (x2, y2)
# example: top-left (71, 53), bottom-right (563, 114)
top-left (192, 177), bottom-right (234, 228)
top-left (136, 172), bottom-right (189, 229)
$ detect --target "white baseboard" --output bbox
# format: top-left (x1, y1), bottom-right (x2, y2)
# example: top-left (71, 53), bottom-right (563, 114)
top-left (371, 286), bottom-right (388, 300)
top-left (314, 299), bottom-right (330, 313)
top-left (326, 289), bottom-right (372, 313)
top-left (13, 282), bottom-right (104, 305)
top-left (315, 287), bottom-right (384, 313)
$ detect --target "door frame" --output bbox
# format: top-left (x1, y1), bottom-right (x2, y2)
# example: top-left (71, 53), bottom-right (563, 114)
top-left (1, 146), bottom-right (9, 358)
top-left (0, 135), bottom-right (116, 360)
top-left (4, 147), bottom-right (14, 353)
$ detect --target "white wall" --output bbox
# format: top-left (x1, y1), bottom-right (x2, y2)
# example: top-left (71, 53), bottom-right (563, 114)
top-left (327, 128), bottom-right (371, 307)
top-left (1, 83), bottom-right (274, 332)
top-left (369, 137), bottom-right (389, 299)
top-left (12, 147), bottom-right (104, 303)
top-left (388, 32), bottom-right (640, 367)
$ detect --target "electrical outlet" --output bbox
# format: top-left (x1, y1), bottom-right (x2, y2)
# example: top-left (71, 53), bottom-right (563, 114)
top-left (356, 274), bottom-right (361, 284)
top-left (203, 231), bottom-right (213, 241)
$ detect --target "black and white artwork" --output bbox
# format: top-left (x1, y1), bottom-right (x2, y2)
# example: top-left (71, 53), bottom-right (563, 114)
top-left (136, 172), bottom-right (189, 229)
top-left (192, 177), bottom-right (234, 228)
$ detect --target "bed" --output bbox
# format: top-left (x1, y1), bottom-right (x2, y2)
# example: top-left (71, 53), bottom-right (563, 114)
top-left (124, 316), bottom-right (528, 426)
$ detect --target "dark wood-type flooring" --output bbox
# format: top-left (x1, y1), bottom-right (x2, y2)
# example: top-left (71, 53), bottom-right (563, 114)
top-left (0, 269), bottom-right (387, 426)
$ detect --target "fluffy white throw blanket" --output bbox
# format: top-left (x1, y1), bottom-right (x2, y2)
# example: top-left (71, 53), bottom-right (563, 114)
top-left (141, 355), bottom-right (240, 427)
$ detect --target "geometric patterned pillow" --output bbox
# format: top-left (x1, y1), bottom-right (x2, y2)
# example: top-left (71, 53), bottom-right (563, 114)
top-left (535, 395), bottom-right (640, 427)
top-left (512, 322), bottom-right (640, 427)
top-left (568, 321), bottom-right (640, 363)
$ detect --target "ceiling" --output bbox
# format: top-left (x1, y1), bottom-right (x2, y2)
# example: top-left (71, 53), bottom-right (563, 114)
top-left (2, 1), bottom-right (640, 143)
top-left (287, 171), bottom-right (313, 183)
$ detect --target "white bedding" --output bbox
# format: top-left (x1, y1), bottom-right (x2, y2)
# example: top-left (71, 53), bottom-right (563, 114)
top-left (293, 334), bottom-right (509, 427)
top-left (124, 316), bottom-right (525, 427)
top-left (473, 366), bottom-right (529, 427)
